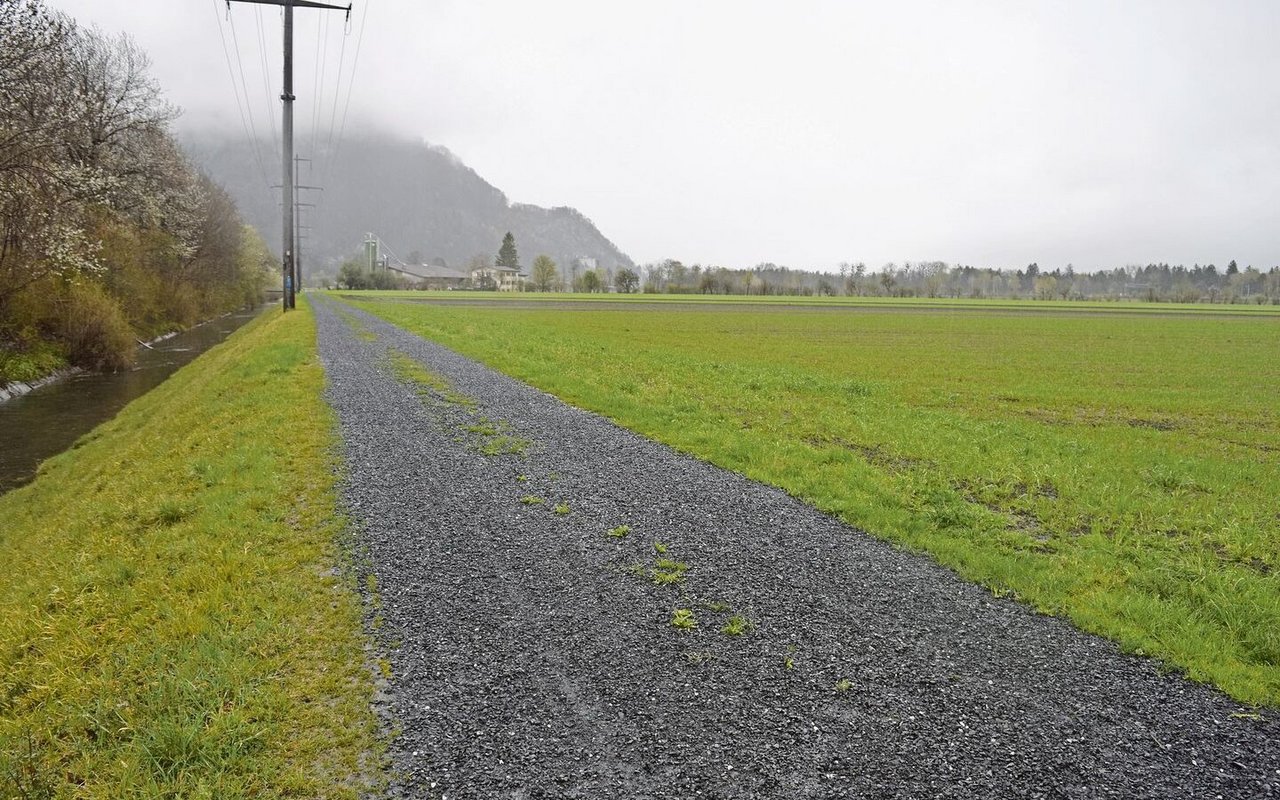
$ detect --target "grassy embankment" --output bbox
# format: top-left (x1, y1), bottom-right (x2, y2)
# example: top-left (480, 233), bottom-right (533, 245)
top-left (345, 293), bottom-right (1280, 706)
top-left (0, 301), bottom-right (379, 797)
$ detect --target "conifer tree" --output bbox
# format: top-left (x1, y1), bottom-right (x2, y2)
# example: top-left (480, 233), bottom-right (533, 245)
top-left (496, 232), bottom-right (519, 269)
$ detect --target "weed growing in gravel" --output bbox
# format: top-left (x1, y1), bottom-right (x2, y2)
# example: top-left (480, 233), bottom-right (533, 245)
top-left (480, 434), bottom-right (531, 457)
top-left (607, 524), bottom-right (630, 538)
top-left (654, 541), bottom-right (668, 554)
top-left (365, 574), bottom-right (386, 631)
top-left (460, 416), bottom-right (533, 458)
top-left (703, 600), bottom-right (731, 613)
top-left (720, 615), bottom-right (752, 636)
top-left (382, 348), bottom-right (475, 409)
top-left (651, 556), bottom-right (688, 586)
top-left (835, 678), bottom-right (853, 693)
top-left (554, 503), bottom-right (570, 516)
top-left (516, 474), bottom-right (529, 482)
top-left (671, 608), bottom-right (698, 630)
top-left (520, 495), bottom-right (544, 505)
top-left (335, 307), bottom-right (377, 341)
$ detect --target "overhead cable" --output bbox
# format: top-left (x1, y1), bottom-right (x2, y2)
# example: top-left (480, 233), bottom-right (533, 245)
top-left (253, 6), bottom-right (281, 164)
top-left (220, 2), bottom-right (272, 188)
top-left (327, 0), bottom-right (370, 179)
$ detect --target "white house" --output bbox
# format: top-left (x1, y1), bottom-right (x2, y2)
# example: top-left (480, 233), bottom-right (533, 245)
top-left (471, 264), bottom-right (526, 291)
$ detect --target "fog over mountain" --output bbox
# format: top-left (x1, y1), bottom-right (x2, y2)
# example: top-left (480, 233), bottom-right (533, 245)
top-left (184, 130), bottom-right (633, 280)
top-left (47, 0), bottom-right (1280, 271)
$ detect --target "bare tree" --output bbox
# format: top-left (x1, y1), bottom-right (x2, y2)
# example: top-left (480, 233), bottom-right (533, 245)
top-left (530, 254), bottom-right (558, 292)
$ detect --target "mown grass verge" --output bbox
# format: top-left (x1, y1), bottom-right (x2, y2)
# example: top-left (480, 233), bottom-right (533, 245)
top-left (343, 294), bottom-right (1280, 706)
top-left (0, 299), bottom-right (380, 797)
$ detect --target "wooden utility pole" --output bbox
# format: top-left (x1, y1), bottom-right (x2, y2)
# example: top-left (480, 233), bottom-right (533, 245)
top-left (226, 0), bottom-right (350, 310)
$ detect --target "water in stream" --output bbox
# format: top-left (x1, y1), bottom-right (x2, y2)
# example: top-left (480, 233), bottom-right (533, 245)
top-left (0, 307), bottom-right (263, 494)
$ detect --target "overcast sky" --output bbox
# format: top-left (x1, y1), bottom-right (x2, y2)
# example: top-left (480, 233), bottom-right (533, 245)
top-left (49, 0), bottom-right (1280, 271)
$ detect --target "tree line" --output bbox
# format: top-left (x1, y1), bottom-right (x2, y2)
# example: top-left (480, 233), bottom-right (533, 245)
top-left (446, 253), bottom-right (1280, 303)
top-left (363, 230), bottom-right (1278, 303)
top-left (617, 259), bottom-right (1279, 303)
top-left (0, 0), bottom-right (273, 383)
top-left (330, 218), bottom-right (1278, 306)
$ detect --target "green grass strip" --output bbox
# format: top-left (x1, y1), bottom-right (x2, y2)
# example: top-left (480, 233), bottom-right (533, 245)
top-left (0, 300), bottom-right (379, 797)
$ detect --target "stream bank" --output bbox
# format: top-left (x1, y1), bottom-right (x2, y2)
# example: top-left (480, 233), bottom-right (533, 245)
top-left (0, 306), bottom-right (264, 493)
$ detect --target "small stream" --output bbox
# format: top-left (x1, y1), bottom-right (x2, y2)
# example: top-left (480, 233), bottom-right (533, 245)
top-left (0, 307), bottom-right (263, 494)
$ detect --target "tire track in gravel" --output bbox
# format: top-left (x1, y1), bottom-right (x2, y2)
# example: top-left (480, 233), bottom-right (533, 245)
top-left (313, 296), bottom-right (1278, 799)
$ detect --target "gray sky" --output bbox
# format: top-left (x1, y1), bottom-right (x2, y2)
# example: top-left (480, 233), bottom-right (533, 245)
top-left (49, 0), bottom-right (1280, 271)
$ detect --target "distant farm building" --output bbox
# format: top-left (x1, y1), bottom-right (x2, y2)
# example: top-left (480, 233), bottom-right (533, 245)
top-left (471, 264), bottom-right (526, 291)
top-left (390, 263), bottom-right (469, 290)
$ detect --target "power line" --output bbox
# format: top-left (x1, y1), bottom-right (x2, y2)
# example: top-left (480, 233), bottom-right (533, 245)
top-left (211, 0), bottom-right (270, 188)
top-left (327, 0), bottom-right (369, 177)
top-left (254, 6), bottom-right (281, 164)
top-left (310, 13), bottom-right (329, 158)
top-left (224, 5), bottom-right (274, 189)
top-left (322, 11), bottom-right (348, 159)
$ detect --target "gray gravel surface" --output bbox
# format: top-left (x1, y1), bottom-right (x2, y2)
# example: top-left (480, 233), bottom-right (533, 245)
top-left (313, 297), bottom-right (1279, 799)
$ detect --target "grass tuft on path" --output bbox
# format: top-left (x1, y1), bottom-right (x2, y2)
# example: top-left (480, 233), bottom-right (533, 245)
top-left (0, 300), bottom-right (380, 797)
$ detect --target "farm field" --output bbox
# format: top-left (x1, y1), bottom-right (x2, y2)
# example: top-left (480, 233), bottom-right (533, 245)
top-left (350, 289), bottom-right (1280, 316)
top-left (343, 292), bottom-right (1280, 705)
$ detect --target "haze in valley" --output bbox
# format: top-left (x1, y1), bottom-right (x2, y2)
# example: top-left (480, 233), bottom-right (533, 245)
top-left (46, 0), bottom-right (1280, 272)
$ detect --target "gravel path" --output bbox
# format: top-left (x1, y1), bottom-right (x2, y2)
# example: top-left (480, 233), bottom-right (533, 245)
top-left (313, 297), bottom-right (1278, 799)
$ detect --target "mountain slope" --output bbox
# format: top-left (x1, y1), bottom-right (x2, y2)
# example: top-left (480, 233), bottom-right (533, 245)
top-left (183, 130), bottom-right (634, 279)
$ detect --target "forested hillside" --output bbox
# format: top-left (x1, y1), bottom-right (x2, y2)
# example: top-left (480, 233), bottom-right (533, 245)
top-left (0, 0), bottom-right (272, 384)
top-left (184, 131), bottom-right (634, 280)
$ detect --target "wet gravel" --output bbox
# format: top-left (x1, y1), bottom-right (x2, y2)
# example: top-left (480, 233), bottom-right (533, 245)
top-left (313, 297), bottom-right (1279, 799)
